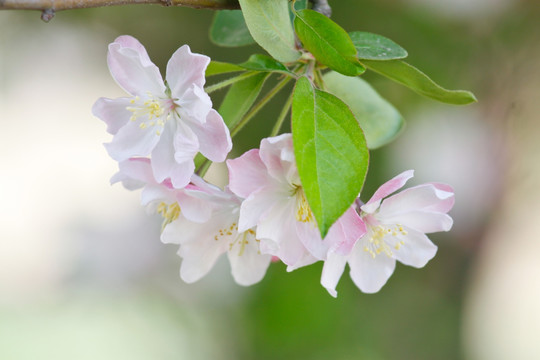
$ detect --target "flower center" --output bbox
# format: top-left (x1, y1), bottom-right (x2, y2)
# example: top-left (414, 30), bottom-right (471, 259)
top-left (213, 224), bottom-right (258, 256)
top-left (295, 187), bottom-right (314, 224)
top-left (157, 202), bottom-right (181, 231)
top-left (363, 224), bottom-right (408, 259)
top-left (126, 94), bottom-right (175, 136)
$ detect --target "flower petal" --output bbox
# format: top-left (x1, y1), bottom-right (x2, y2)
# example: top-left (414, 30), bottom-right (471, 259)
top-left (326, 207), bottom-right (366, 256)
top-left (391, 227), bottom-right (438, 268)
top-left (104, 118), bottom-right (161, 161)
top-left (237, 186), bottom-right (281, 232)
top-left (379, 183), bottom-right (454, 217)
top-left (176, 191), bottom-right (213, 223)
top-left (348, 245), bottom-right (396, 293)
top-left (92, 97), bottom-right (133, 135)
top-left (259, 134), bottom-right (297, 184)
top-left (227, 232), bottom-right (272, 286)
top-left (173, 119), bottom-right (200, 164)
top-left (227, 149), bottom-right (269, 199)
top-left (166, 45), bottom-right (210, 97)
top-left (176, 85), bottom-right (212, 125)
top-left (189, 109), bottom-right (232, 162)
top-left (382, 211), bottom-right (453, 233)
top-left (321, 251), bottom-right (348, 298)
top-left (107, 35), bottom-right (165, 97)
top-left (362, 170), bottom-right (414, 213)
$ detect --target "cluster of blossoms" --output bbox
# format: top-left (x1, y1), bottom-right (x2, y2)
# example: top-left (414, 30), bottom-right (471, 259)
top-left (93, 36), bottom-right (454, 296)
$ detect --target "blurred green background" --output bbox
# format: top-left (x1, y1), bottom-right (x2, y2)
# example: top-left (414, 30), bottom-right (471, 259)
top-left (1, 1), bottom-right (539, 359)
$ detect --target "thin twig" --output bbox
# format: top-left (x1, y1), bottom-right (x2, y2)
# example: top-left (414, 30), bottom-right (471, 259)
top-left (0, 0), bottom-right (240, 12)
top-left (310, 0), bottom-right (331, 17)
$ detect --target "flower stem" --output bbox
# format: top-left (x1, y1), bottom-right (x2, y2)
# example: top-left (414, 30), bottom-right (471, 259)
top-left (204, 71), bottom-right (258, 94)
top-left (196, 158), bottom-right (213, 178)
top-left (270, 92), bottom-right (293, 137)
top-left (230, 76), bottom-right (292, 137)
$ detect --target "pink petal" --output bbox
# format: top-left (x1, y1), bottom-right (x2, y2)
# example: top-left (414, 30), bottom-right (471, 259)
top-left (105, 119), bottom-right (161, 161)
top-left (425, 183), bottom-right (455, 213)
top-left (176, 191), bottom-right (213, 223)
top-left (227, 149), bottom-right (270, 199)
top-left (107, 36), bottom-right (165, 97)
top-left (348, 245), bottom-right (396, 293)
top-left (92, 97), bottom-right (132, 135)
top-left (362, 170), bottom-right (414, 213)
top-left (326, 207), bottom-right (366, 256)
top-left (176, 85), bottom-right (212, 124)
top-left (382, 211), bottom-right (453, 233)
top-left (189, 109), bottom-right (232, 162)
top-left (391, 227), bottom-right (438, 268)
top-left (173, 120), bottom-right (200, 164)
top-left (237, 186), bottom-right (281, 232)
top-left (140, 184), bottom-right (175, 207)
top-left (166, 45), bottom-right (210, 98)
top-left (378, 183), bottom-right (454, 218)
top-left (259, 134), bottom-right (296, 183)
top-left (117, 158), bottom-right (155, 184)
top-left (296, 221), bottom-right (326, 260)
top-left (321, 252), bottom-right (347, 298)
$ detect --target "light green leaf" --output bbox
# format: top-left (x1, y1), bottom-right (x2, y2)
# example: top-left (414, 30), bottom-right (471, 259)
top-left (210, 10), bottom-right (255, 47)
top-left (362, 60), bottom-right (478, 105)
top-left (238, 0), bottom-right (301, 63)
top-left (206, 61), bottom-right (244, 77)
top-left (294, 9), bottom-right (365, 76)
top-left (323, 71), bottom-right (404, 149)
top-left (292, 77), bottom-right (369, 238)
top-left (349, 31), bottom-right (408, 60)
top-left (219, 72), bottom-right (269, 129)
top-left (239, 54), bottom-right (293, 75)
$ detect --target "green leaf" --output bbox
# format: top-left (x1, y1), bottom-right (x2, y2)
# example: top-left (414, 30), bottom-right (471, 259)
top-left (206, 61), bottom-right (244, 77)
top-left (323, 71), bottom-right (404, 149)
top-left (239, 54), bottom-right (293, 75)
top-left (210, 10), bottom-right (255, 47)
top-left (349, 31), bottom-right (408, 61)
top-left (292, 77), bottom-right (369, 238)
top-left (294, 9), bottom-right (365, 77)
top-left (219, 72), bottom-right (269, 129)
top-left (238, 0), bottom-right (301, 63)
top-left (362, 60), bottom-right (478, 105)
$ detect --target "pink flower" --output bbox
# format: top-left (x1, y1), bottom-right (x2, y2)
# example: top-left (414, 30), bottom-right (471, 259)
top-left (93, 35), bottom-right (231, 189)
top-left (113, 158), bottom-right (271, 286)
top-left (227, 134), bottom-right (366, 270)
top-left (321, 170), bottom-right (455, 296)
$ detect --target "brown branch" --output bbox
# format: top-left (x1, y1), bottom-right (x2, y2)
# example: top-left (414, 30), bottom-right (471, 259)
top-left (0, 0), bottom-right (240, 11)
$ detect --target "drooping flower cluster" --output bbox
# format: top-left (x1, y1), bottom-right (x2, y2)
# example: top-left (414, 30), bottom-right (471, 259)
top-left (94, 36), bottom-right (455, 296)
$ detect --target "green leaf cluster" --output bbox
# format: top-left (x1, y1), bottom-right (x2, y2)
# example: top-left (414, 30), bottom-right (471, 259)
top-left (204, 1), bottom-right (477, 238)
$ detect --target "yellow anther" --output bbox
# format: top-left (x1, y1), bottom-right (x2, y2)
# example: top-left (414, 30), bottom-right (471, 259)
top-left (157, 202), bottom-right (181, 232)
top-left (295, 188), bottom-right (314, 223)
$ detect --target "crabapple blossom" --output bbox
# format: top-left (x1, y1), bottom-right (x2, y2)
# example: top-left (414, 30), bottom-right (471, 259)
top-left (321, 170), bottom-right (454, 296)
top-left (93, 35), bottom-right (231, 189)
top-left (161, 176), bottom-right (272, 286)
top-left (112, 158), bottom-right (271, 285)
top-left (227, 134), bottom-right (366, 270)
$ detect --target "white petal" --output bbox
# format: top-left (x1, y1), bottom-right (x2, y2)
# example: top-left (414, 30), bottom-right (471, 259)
top-left (107, 36), bottom-right (165, 97)
top-left (237, 186), bottom-right (281, 232)
top-left (227, 149), bottom-right (270, 199)
top-left (227, 232), bottom-right (272, 286)
top-left (379, 183), bottom-right (454, 217)
top-left (92, 97), bottom-right (132, 135)
top-left (296, 220), bottom-right (326, 260)
top-left (189, 109), bottom-right (232, 162)
top-left (321, 251), bottom-right (348, 298)
top-left (176, 191), bottom-right (213, 223)
top-left (176, 85), bottom-right (212, 124)
top-left (174, 119), bottom-right (200, 164)
top-left (259, 134), bottom-right (296, 183)
top-left (391, 227), bottom-right (438, 268)
top-left (166, 45), bottom-right (210, 97)
top-left (348, 244), bottom-right (396, 293)
top-left (105, 118), bottom-right (160, 161)
top-left (382, 211), bottom-right (453, 233)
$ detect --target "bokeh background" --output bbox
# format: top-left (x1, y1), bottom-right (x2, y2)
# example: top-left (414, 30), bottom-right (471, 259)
top-left (1, 0), bottom-right (539, 359)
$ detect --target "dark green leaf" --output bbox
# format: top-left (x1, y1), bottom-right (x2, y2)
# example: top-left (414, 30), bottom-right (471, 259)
top-left (219, 72), bottom-right (269, 129)
top-left (240, 54), bottom-right (293, 75)
top-left (238, 0), bottom-right (301, 63)
top-left (349, 31), bottom-right (408, 60)
top-left (323, 71), bottom-right (404, 149)
top-left (206, 61), bottom-right (244, 77)
top-left (292, 77), bottom-right (369, 238)
top-left (294, 9), bottom-right (365, 76)
top-left (362, 60), bottom-right (478, 105)
top-left (210, 10), bottom-right (255, 47)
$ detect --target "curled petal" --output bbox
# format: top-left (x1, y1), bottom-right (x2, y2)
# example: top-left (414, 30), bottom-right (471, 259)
top-left (362, 170), bottom-right (414, 213)
top-left (259, 134), bottom-right (297, 184)
top-left (189, 109), bottom-right (232, 163)
top-left (176, 85), bottom-right (212, 124)
top-left (107, 35), bottom-right (165, 97)
top-left (378, 183), bottom-right (454, 218)
top-left (167, 44), bottom-right (210, 98)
